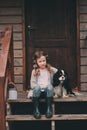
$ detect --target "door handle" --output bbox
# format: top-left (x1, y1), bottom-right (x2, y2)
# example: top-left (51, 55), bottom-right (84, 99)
top-left (28, 25), bottom-right (37, 30)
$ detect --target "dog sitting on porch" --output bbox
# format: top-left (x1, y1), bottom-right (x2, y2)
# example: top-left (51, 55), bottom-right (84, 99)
top-left (53, 68), bottom-right (75, 98)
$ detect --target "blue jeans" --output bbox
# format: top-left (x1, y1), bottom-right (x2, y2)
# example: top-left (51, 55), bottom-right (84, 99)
top-left (33, 85), bottom-right (53, 98)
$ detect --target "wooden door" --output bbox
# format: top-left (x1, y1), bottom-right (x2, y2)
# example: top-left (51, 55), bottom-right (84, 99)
top-left (25, 0), bottom-right (77, 89)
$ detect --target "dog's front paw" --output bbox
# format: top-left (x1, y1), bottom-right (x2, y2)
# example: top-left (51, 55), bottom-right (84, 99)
top-left (53, 94), bottom-right (58, 98)
top-left (27, 89), bottom-right (33, 99)
top-left (62, 94), bottom-right (69, 98)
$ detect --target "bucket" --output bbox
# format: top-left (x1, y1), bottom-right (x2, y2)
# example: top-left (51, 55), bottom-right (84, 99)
top-left (8, 88), bottom-right (17, 99)
top-left (8, 82), bottom-right (18, 100)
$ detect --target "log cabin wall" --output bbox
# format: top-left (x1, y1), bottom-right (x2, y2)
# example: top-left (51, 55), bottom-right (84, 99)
top-left (79, 0), bottom-right (87, 91)
top-left (0, 0), bottom-right (25, 91)
top-left (0, 0), bottom-right (87, 92)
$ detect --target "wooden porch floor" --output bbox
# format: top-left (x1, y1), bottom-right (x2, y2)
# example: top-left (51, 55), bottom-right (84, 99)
top-left (7, 91), bottom-right (87, 103)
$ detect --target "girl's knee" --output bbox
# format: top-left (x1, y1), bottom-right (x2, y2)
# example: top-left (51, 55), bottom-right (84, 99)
top-left (33, 86), bottom-right (41, 97)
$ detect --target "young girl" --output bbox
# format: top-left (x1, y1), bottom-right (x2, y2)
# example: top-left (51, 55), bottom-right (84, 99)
top-left (30, 50), bottom-right (57, 119)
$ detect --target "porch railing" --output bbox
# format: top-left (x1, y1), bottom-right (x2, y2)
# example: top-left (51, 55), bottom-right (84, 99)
top-left (0, 26), bottom-right (13, 130)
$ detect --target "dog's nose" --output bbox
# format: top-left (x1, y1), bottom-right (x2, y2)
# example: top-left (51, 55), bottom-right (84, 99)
top-left (62, 76), bottom-right (65, 79)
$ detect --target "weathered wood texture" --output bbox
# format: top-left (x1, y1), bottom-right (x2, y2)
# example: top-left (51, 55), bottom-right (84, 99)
top-left (6, 92), bottom-right (87, 129)
top-left (0, 26), bottom-right (12, 76)
top-left (7, 91), bottom-right (87, 102)
top-left (0, 0), bottom-right (87, 92)
top-left (6, 114), bottom-right (87, 121)
top-left (0, 0), bottom-right (24, 91)
top-left (0, 78), bottom-right (6, 130)
top-left (0, 26), bottom-right (13, 130)
top-left (79, 0), bottom-right (87, 91)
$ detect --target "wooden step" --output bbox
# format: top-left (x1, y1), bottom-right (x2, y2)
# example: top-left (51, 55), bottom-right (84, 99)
top-left (6, 114), bottom-right (87, 121)
top-left (6, 92), bottom-right (87, 103)
top-left (7, 97), bottom-right (87, 103)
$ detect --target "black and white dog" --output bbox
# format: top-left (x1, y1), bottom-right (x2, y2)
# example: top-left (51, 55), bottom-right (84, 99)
top-left (53, 68), bottom-right (75, 98)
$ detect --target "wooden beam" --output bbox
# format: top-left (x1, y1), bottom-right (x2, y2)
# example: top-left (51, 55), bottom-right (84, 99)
top-left (7, 92), bottom-right (87, 103)
top-left (0, 26), bottom-right (13, 130)
top-left (6, 114), bottom-right (87, 121)
top-left (0, 77), bottom-right (6, 130)
top-left (0, 26), bottom-right (12, 77)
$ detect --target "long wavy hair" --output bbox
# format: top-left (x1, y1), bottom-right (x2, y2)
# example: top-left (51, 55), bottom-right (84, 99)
top-left (32, 50), bottom-right (53, 76)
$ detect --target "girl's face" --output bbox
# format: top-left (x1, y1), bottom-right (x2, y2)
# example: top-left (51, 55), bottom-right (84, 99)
top-left (37, 56), bottom-right (47, 69)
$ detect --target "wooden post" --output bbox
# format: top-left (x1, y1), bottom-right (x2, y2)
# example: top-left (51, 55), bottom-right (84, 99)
top-left (51, 103), bottom-right (55, 130)
top-left (0, 25), bottom-right (13, 130)
top-left (0, 77), bottom-right (6, 130)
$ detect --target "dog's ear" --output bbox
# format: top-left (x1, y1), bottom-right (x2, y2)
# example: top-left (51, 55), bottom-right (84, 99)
top-left (53, 71), bottom-right (60, 87)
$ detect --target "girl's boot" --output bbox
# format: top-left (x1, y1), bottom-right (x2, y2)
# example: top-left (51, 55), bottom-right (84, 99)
top-left (33, 97), bottom-right (41, 119)
top-left (46, 97), bottom-right (53, 118)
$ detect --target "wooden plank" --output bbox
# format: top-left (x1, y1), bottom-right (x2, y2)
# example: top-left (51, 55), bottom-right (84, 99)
top-left (81, 66), bottom-right (87, 73)
top-left (14, 83), bottom-right (24, 91)
top-left (0, 24), bottom-right (22, 32)
top-left (7, 92), bottom-right (87, 103)
top-left (14, 76), bottom-right (23, 83)
top-left (30, 39), bottom-right (68, 48)
top-left (80, 83), bottom-right (87, 91)
top-left (6, 114), bottom-right (87, 121)
top-left (13, 24), bottom-right (22, 32)
top-left (80, 40), bottom-right (87, 48)
top-left (79, 0), bottom-right (87, 5)
top-left (80, 6), bottom-right (87, 13)
top-left (14, 50), bottom-right (23, 58)
top-left (0, 26), bottom-right (12, 76)
top-left (0, 16), bottom-right (22, 24)
top-left (80, 14), bottom-right (87, 22)
top-left (13, 41), bottom-right (23, 49)
top-left (80, 49), bottom-right (87, 56)
top-left (0, 0), bottom-right (22, 7)
top-left (81, 57), bottom-right (87, 65)
top-left (14, 58), bottom-right (23, 66)
top-left (13, 33), bottom-right (22, 40)
top-left (14, 67), bottom-right (23, 75)
top-left (0, 8), bottom-right (22, 15)
top-left (80, 31), bottom-right (87, 39)
top-left (81, 74), bottom-right (87, 82)
top-left (0, 78), bottom-right (6, 130)
top-left (80, 23), bottom-right (87, 31)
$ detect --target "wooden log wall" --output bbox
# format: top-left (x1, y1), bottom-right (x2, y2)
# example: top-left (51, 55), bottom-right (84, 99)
top-left (0, 0), bottom-right (25, 91)
top-left (0, 0), bottom-right (87, 91)
top-left (79, 0), bottom-right (87, 91)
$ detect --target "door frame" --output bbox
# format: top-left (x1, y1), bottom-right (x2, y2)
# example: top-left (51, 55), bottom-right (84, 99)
top-left (76, 0), bottom-right (80, 90)
top-left (23, 0), bottom-right (80, 90)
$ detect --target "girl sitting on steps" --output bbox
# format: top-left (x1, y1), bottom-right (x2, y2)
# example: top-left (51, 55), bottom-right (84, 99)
top-left (30, 50), bottom-right (57, 119)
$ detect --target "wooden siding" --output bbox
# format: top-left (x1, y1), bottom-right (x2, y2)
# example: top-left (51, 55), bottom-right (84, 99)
top-left (0, 0), bottom-right (25, 91)
top-left (0, 0), bottom-right (87, 92)
top-left (79, 0), bottom-right (87, 91)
